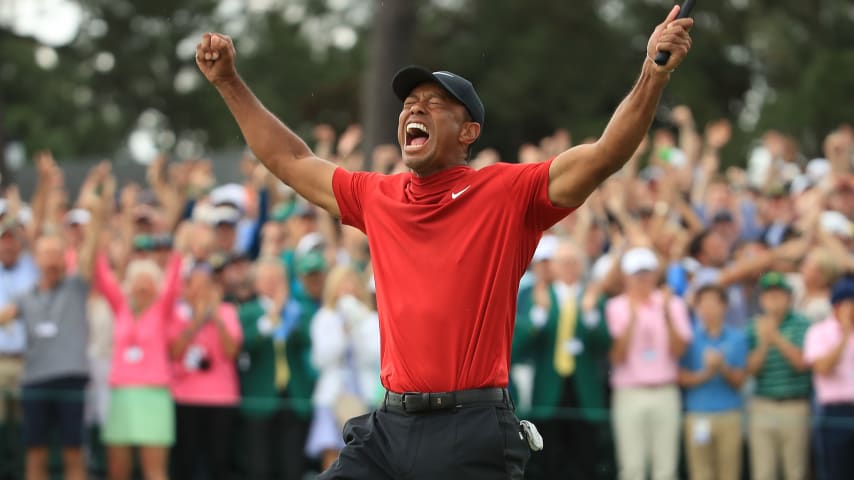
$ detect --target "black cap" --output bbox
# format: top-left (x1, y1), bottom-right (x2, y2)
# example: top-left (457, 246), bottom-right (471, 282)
top-left (392, 66), bottom-right (485, 126)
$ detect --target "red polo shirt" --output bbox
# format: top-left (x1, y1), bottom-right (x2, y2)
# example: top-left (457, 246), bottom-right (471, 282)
top-left (332, 159), bottom-right (574, 393)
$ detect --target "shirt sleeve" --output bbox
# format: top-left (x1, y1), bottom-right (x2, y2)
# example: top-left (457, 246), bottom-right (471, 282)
top-left (803, 323), bottom-right (824, 365)
top-left (605, 297), bottom-right (628, 338)
top-left (667, 296), bottom-right (693, 342)
top-left (332, 167), bottom-right (380, 233)
top-left (220, 303), bottom-right (243, 348)
top-left (746, 321), bottom-right (758, 350)
top-left (729, 330), bottom-right (749, 369)
top-left (502, 160), bottom-right (576, 232)
top-left (791, 316), bottom-right (810, 347)
top-left (93, 253), bottom-right (123, 314)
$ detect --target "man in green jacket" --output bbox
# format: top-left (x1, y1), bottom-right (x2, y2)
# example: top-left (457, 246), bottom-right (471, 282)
top-left (512, 238), bottom-right (614, 479)
top-left (234, 257), bottom-right (302, 479)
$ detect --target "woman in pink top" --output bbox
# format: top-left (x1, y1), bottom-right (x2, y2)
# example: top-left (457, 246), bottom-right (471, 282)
top-left (168, 264), bottom-right (242, 480)
top-left (804, 277), bottom-right (854, 479)
top-left (93, 251), bottom-right (184, 480)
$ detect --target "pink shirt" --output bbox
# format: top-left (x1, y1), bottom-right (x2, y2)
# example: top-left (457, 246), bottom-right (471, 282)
top-left (169, 302), bottom-right (242, 406)
top-left (804, 317), bottom-right (854, 404)
top-left (94, 253), bottom-right (183, 387)
top-left (606, 291), bottom-right (693, 389)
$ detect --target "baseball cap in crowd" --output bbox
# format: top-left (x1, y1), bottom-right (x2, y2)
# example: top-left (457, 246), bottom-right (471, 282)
top-left (621, 247), bottom-right (659, 276)
top-left (64, 208), bottom-right (91, 226)
top-left (758, 271), bottom-right (791, 292)
top-left (209, 183), bottom-right (247, 212)
top-left (392, 66), bottom-right (485, 126)
top-left (532, 235), bottom-right (559, 263)
top-left (806, 158), bottom-right (831, 182)
top-left (789, 175), bottom-right (813, 196)
top-left (820, 211), bottom-right (853, 238)
top-left (210, 206), bottom-right (242, 226)
top-left (294, 251), bottom-right (328, 276)
top-left (830, 276), bottom-right (854, 305)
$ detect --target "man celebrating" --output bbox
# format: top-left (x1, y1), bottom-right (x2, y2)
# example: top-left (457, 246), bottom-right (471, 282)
top-left (195, 6), bottom-right (693, 478)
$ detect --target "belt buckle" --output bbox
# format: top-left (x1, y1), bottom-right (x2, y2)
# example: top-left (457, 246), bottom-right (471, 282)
top-left (402, 392), bottom-right (429, 413)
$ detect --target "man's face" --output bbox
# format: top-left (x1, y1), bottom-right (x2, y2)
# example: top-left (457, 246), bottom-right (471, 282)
top-left (696, 290), bottom-right (726, 325)
top-left (254, 263), bottom-right (287, 301)
top-left (301, 271), bottom-right (326, 301)
top-left (34, 236), bottom-right (66, 285)
top-left (702, 231), bottom-right (729, 266)
top-left (759, 288), bottom-right (791, 317)
top-left (0, 230), bottom-right (22, 267)
top-left (214, 223), bottom-right (237, 251)
top-left (551, 245), bottom-right (583, 286)
top-left (223, 259), bottom-right (252, 296)
top-left (398, 83), bottom-right (476, 175)
top-left (625, 270), bottom-right (656, 295)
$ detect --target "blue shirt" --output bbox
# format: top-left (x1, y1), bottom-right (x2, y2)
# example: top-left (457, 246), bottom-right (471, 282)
top-left (0, 253), bottom-right (39, 354)
top-left (680, 320), bottom-right (748, 412)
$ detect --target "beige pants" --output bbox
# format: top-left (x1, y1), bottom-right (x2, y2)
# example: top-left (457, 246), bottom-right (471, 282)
top-left (684, 411), bottom-right (743, 480)
top-left (748, 398), bottom-right (810, 480)
top-left (0, 356), bottom-right (23, 423)
top-left (612, 385), bottom-right (681, 480)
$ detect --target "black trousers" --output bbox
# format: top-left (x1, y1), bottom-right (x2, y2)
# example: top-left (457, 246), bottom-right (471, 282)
top-left (817, 404), bottom-right (854, 480)
top-left (318, 402), bottom-right (530, 480)
top-left (172, 403), bottom-right (235, 480)
top-left (271, 404), bottom-right (311, 480)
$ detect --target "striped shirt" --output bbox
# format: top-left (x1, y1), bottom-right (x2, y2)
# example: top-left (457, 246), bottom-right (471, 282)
top-left (747, 312), bottom-right (811, 399)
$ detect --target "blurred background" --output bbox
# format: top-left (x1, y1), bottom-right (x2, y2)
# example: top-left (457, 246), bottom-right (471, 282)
top-left (1, 0), bottom-right (853, 180)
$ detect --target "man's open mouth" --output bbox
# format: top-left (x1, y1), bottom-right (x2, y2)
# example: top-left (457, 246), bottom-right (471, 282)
top-left (405, 122), bottom-right (430, 151)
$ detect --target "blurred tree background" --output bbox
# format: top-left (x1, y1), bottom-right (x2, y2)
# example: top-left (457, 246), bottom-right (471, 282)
top-left (0, 0), bottom-right (852, 184)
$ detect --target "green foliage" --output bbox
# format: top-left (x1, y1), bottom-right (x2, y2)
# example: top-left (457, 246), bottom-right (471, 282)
top-left (0, 0), bottom-right (851, 164)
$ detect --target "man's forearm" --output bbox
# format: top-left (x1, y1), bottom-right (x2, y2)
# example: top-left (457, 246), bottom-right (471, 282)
top-left (215, 76), bottom-right (314, 178)
top-left (596, 62), bottom-right (670, 169)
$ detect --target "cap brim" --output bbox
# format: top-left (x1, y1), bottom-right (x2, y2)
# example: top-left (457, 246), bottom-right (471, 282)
top-left (392, 66), bottom-right (440, 103)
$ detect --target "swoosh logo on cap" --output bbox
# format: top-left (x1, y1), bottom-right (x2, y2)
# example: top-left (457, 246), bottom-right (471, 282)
top-left (451, 186), bottom-right (471, 200)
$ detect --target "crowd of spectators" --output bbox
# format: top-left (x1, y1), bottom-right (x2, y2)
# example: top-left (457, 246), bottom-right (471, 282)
top-left (0, 105), bottom-right (851, 480)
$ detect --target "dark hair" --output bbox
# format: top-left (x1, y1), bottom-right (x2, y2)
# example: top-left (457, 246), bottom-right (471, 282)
top-left (688, 229), bottom-right (712, 259)
top-left (695, 284), bottom-right (727, 303)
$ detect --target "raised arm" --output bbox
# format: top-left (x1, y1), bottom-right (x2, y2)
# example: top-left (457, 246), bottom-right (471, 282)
top-left (548, 6), bottom-right (693, 208)
top-left (78, 166), bottom-right (114, 282)
top-left (196, 33), bottom-right (339, 216)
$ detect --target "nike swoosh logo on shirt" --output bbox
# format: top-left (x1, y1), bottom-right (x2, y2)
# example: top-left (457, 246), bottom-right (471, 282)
top-left (451, 186), bottom-right (471, 199)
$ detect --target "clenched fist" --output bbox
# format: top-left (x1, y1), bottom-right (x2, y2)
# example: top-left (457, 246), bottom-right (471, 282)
top-left (196, 33), bottom-right (238, 85)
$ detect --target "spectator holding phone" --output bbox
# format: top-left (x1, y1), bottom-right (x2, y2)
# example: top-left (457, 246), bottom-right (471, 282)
top-left (168, 264), bottom-right (242, 480)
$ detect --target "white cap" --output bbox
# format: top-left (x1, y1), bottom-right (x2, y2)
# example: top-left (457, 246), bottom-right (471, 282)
top-left (790, 175), bottom-right (813, 196)
top-left (209, 183), bottom-right (247, 211)
top-left (820, 210), bottom-right (853, 238)
top-left (591, 254), bottom-right (614, 282)
top-left (806, 158), bottom-right (831, 182)
top-left (621, 247), bottom-right (659, 275)
top-left (295, 231), bottom-right (325, 257)
top-left (532, 235), bottom-right (559, 262)
top-left (64, 208), bottom-right (91, 226)
top-left (0, 199), bottom-right (6, 217)
top-left (209, 205), bottom-right (241, 225)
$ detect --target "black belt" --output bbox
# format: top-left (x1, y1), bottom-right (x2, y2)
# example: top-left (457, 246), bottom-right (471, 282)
top-left (384, 387), bottom-right (509, 414)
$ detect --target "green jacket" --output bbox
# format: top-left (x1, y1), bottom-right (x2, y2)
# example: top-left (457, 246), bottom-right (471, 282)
top-left (286, 292), bottom-right (320, 419)
top-left (236, 298), bottom-right (279, 418)
top-left (512, 285), bottom-right (612, 421)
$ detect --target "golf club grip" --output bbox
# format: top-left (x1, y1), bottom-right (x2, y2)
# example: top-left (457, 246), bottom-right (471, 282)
top-left (654, 0), bottom-right (697, 66)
